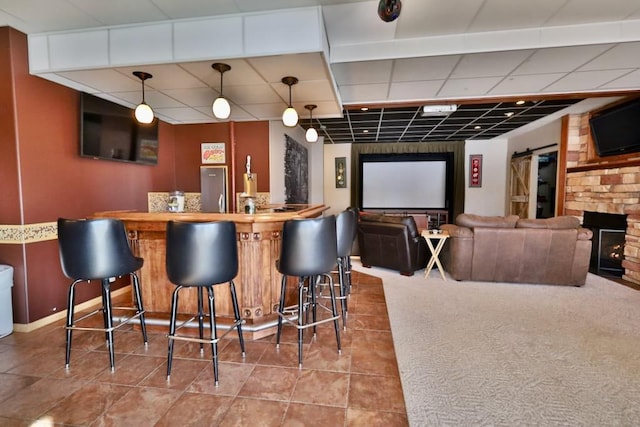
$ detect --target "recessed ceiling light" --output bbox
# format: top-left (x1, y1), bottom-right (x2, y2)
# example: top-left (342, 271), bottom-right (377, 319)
top-left (361, 107), bottom-right (369, 111)
top-left (505, 112), bottom-right (514, 117)
top-left (516, 100), bottom-right (525, 105)
top-left (474, 125), bottom-right (481, 129)
top-left (363, 129), bottom-right (369, 133)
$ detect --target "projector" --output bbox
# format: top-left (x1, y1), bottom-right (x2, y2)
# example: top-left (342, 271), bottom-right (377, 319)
top-left (421, 105), bottom-right (458, 116)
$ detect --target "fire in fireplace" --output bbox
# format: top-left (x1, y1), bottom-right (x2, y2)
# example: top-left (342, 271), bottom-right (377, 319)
top-left (582, 211), bottom-right (627, 277)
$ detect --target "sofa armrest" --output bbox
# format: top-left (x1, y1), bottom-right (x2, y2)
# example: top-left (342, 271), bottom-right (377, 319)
top-left (577, 227), bottom-right (593, 240)
top-left (439, 224), bottom-right (474, 280)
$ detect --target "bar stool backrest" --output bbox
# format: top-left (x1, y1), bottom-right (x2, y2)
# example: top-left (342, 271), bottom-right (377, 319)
top-left (57, 218), bottom-right (142, 280)
top-left (336, 210), bottom-right (357, 258)
top-left (165, 220), bottom-right (238, 286)
top-left (278, 216), bottom-right (337, 277)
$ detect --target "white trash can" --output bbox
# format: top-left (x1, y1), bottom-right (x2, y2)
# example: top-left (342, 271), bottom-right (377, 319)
top-left (0, 265), bottom-right (14, 338)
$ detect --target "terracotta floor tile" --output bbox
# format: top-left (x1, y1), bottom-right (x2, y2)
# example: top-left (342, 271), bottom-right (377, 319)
top-left (44, 382), bottom-right (130, 425)
top-left (238, 365), bottom-right (301, 400)
top-left (155, 392), bottom-right (234, 426)
top-left (218, 397), bottom-right (288, 427)
top-left (283, 402), bottom-right (346, 426)
top-left (49, 349), bottom-right (112, 380)
top-left (0, 373), bottom-right (40, 403)
top-left (140, 358), bottom-right (208, 390)
top-left (348, 374), bottom-right (406, 413)
top-left (346, 408), bottom-right (409, 427)
top-left (187, 361), bottom-right (254, 396)
top-left (350, 345), bottom-right (399, 376)
top-left (291, 369), bottom-right (349, 407)
top-left (94, 354), bottom-right (165, 385)
top-left (94, 386), bottom-right (182, 426)
top-left (0, 377), bottom-right (85, 420)
top-left (350, 313), bottom-right (391, 331)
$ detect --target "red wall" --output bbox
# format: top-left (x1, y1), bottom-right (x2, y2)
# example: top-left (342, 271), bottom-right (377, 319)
top-left (0, 27), bottom-right (270, 324)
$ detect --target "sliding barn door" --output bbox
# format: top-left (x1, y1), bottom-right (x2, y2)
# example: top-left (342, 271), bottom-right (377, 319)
top-left (509, 156), bottom-right (534, 218)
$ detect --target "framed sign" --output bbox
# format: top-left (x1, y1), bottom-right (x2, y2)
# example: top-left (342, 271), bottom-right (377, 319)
top-left (201, 142), bottom-right (225, 164)
top-left (335, 157), bottom-right (347, 188)
top-left (469, 154), bottom-right (482, 187)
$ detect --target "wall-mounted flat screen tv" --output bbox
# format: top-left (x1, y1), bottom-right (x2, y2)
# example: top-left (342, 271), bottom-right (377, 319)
top-left (589, 98), bottom-right (640, 157)
top-left (80, 92), bottom-right (159, 165)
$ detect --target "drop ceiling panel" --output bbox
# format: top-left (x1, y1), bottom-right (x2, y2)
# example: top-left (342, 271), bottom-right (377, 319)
top-left (338, 83), bottom-right (390, 103)
top-left (544, 69), bottom-right (632, 92)
top-left (322, 1), bottom-right (397, 47)
top-left (389, 80), bottom-right (445, 100)
top-left (547, 0), bottom-right (640, 26)
top-left (392, 56), bottom-right (460, 81)
top-left (438, 77), bottom-right (504, 98)
top-left (396, 0), bottom-right (483, 37)
top-left (579, 41), bottom-right (640, 70)
top-left (115, 64), bottom-right (207, 90)
top-left (451, 50), bottom-right (534, 79)
top-left (68, 0), bottom-right (168, 25)
top-left (149, 0), bottom-right (240, 18)
top-left (57, 69), bottom-right (140, 92)
top-left (331, 61), bottom-right (393, 85)
top-left (601, 69), bottom-right (640, 89)
top-left (489, 73), bottom-right (567, 95)
top-left (248, 53), bottom-right (329, 83)
top-left (512, 45), bottom-right (614, 74)
top-left (469, 0), bottom-right (562, 32)
top-left (162, 88), bottom-right (216, 108)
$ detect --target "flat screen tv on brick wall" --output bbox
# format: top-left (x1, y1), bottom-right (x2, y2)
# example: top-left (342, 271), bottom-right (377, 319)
top-left (80, 92), bottom-right (159, 165)
top-left (589, 98), bottom-right (640, 157)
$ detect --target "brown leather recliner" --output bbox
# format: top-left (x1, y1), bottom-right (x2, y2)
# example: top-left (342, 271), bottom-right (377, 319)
top-left (357, 214), bottom-right (429, 276)
top-left (440, 214), bottom-right (593, 286)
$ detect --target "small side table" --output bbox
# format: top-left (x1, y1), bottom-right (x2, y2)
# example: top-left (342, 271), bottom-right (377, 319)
top-left (421, 230), bottom-right (449, 280)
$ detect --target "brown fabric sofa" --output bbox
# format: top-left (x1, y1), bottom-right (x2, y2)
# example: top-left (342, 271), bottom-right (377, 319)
top-left (357, 213), bottom-right (429, 276)
top-left (440, 214), bottom-right (593, 286)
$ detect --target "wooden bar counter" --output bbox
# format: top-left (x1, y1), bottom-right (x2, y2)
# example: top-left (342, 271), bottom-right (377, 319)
top-left (93, 205), bottom-right (328, 339)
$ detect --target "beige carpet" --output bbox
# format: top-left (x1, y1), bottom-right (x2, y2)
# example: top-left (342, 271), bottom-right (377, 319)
top-left (351, 259), bottom-right (640, 426)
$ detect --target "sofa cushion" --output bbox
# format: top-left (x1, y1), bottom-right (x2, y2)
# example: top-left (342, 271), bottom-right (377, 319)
top-left (456, 213), bottom-right (519, 229)
top-left (516, 216), bottom-right (580, 229)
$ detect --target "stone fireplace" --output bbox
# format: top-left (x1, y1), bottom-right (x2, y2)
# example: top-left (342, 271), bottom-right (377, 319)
top-left (564, 113), bottom-right (640, 285)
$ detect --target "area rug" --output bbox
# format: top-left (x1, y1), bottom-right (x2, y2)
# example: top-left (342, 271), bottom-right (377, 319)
top-left (350, 259), bottom-right (640, 426)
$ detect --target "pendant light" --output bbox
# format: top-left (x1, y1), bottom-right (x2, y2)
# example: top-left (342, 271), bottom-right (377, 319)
top-left (211, 63), bottom-right (231, 119)
top-left (304, 104), bottom-right (318, 143)
top-left (133, 71), bottom-right (154, 124)
top-left (281, 76), bottom-right (299, 127)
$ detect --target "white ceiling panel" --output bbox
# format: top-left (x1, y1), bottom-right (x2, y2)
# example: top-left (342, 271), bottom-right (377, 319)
top-left (469, 0), bottom-right (562, 32)
top-left (57, 69), bottom-right (139, 92)
top-left (547, 0), bottom-right (640, 26)
top-left (331, 61), bottom-right (393, 85)
top-left (389, 80), bottom-right (445, 100)
top-left (601, 69), bottom-right (640, 89)
top-left (579, 41), bottom-right (640, 70)
top-left (438, 77), bottom-right (504, 98)
top-left (338, 83), bottom-right (389, 103)
top-left (162, 88), bottom-right (217, 108)
top-left (489, 73), bottom-right (568, 95)
top-left (544, 69), bottom-right (633, 92)
top-left (512, 45), bottom-right (614, 75)
top-left (68, 0), bottom-right (167, 26)
top-left (451, 50), bottom-right (533, 79)
top-left (396, 0), bottom-right (483, 38)
top-left (392, 56), bottom-right (460, 82)
top-left (322, 1), bottom-right (397, 47)
top-left (248, 53), bottom-right (329, 83)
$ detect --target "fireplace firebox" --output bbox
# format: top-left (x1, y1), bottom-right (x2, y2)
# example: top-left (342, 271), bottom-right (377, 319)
top-left (582, 211), bottom-right (627, 277)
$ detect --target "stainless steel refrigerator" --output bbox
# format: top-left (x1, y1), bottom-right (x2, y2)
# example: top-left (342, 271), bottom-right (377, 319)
top-left (200, 166), bottom-right (228, 212)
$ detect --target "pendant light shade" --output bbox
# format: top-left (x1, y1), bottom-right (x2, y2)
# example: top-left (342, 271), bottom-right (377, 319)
top-left (133, 71), bottom-right (154, 124)
top-left (304, 104), bottom-right (318, 143)
top-left (211, 63), bottom-right (231, 119)
top-left (281, 76), bottom-right (299, 127)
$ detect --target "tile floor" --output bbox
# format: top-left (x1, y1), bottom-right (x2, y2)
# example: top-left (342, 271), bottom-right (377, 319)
top-left (0, 271), bottom-right (408, 426)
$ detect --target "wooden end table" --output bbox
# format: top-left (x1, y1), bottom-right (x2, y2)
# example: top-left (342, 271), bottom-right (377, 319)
top-left (421, 229), bottom-right (449, 280)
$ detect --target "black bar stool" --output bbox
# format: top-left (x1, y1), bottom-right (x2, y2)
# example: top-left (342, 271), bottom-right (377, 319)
top-left (276, 215), bottom-right (341, 367)
top-left (335, 208), bottom-right (357, 326)
top-left (165, 220), bottom-right (245, 386)
top-left (57, 218), bottom-right (148, 372)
